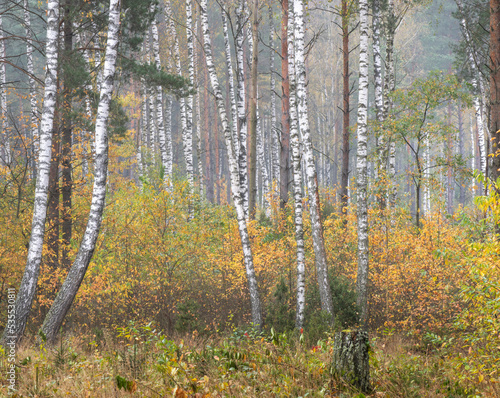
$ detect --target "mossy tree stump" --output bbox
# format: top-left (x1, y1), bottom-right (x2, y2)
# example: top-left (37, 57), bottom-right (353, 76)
top-left (332, 330), bottom-right (371, 393)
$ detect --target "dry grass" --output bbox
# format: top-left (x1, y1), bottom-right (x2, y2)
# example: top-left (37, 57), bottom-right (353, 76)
top-left (0, 329), bottom-right (492, 398)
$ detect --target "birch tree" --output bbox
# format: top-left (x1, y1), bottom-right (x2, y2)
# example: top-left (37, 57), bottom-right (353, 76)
top-left (235, 0), bottom-right (249, 216)
top-left (356, 0), bottom-right (370, 326)
top-left (0, 10), bottom-right (9, 165)
top-left (2, 0), bottom-right (60, 345)
top-left (287, 5), bottom-right (305, 329)
top-left (150, 9), bottom-right (170, 188)
top-left (24, 0), bottom-right (38, 176)
top-left (41, 0), bottom-right (122, 343)
top-left (200, 0), bottom-right (262, 327)
top-left (293, 0), bottom-right (334, 319)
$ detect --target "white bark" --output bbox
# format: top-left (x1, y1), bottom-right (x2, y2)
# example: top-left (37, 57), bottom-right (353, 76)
top-left (373, 0), bottom-right (385, 181)
top-left (287, 7), bottom-right (305, 329)
top-left (151, 11), bottom-right (171, 188)
top-left (221, 10), bottom-right (239, 158)
top-left (185, 0), bottom-right (195, 187)
top-left (24, 0), bottom-right (38, 176)
top-left (470, 114), bottom-right (476, 191)
top-left (166, 0), bottom-right (193, 187)
top-left (356, 0), bottom-right (370, 326)
top-left (3, 0), bottom-right (60, 345)
top-left (293, 0), bottom-right (334, 318)
top-left (236, 0), bottom-right (249, 216)
top-left (0, 11), bottom-right (10, 165)
top-left (41, 0), bottom-right (122, 344)
top-left (200, 0), bottom-right (262, 327)
top-left (458, 15), bottom-right (487, 177)
top-left (383, 0), bottom-right (397, 207)
top-left (423, 133), bottom-right (430, 216)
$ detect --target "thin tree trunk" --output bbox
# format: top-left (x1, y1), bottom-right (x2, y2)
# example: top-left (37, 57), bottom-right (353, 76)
top-left (200, 0), bottom-right (262, 327)
top-left (269, 6), bottom-right (279, 197)
top-left (24, 0), bottom-right (38, 177)
top-left (248, 0), bottom-right (259, 219)
top-left (356, 0), bottom-right (370, 327)
top-left (41, 0), bottom-right (122, 344)
top-left (61, 0), bottom-right (73, 269)
top-left (0, 11), bottom-right (10, 165)
top-left (2, 0), bottom-right (60, 346)
top-left (280, 0), bottom-right (290, 210)
top-left (293, 0), bottom-right (334, 318)
top-left (340, 0), bottom-right (350, 215)
top-left (185, 0), bottom-right (195, 187)
top-left (235, 0), bottom-right (249, 216)
top-left (151, 9), bottom-right (170, 189)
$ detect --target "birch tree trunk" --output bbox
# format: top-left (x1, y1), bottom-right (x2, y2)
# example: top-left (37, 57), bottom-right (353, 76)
top-left (293, 0), bottom-right (334, 318)
top-left (287, 8), bottom-right (305, 329)
top-left (356, 0), bottom-right (370, 326)
top-left (41, 0), bottom-right (122, 344)
top-left (373, 0), bottom-right (385, 207)
top-left (185, 0), bottom-right (195, 187)
top-left (280, 0), bottom-right (290, 210)
top-left (0, 11), bottom-right (9, 165)
top-left (456, 12), bottom-right (487, 177)
top-left (221, 10), bottom-right (239, 162)
top-left (423, 133), bottom-right (430, 217)
top-left (236, 0), bottom-right (249, 216)
top-left (200, 0), bottom-right (262, 327)
top-left (384, 0), bottom-right (397, 208)
top-left (150, 10), bottom-right (171, 188)
top-left (24, 0), bottom-right (38, 177)
top-left (2, 0), bottom-right (60, 346)
top-left (248, 0), bottom-right (259, 219)
top-left (269, 6), bottom-right (280, 197)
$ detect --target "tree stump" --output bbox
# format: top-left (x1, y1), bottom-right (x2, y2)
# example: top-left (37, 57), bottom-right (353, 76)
top-left (332, 330), bottom-right (371, 393)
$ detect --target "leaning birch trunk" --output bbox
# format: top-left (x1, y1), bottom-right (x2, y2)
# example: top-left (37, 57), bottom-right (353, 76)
top-left (287, 8), bottom-right (306, 329)
top-left (151, 11), bottom-right (171, 189)
top-left (356, 0), bottom-right (370, 326)
top-left (235, 0), bottom-right (249, 216)
top-left (293, 0), bottom-right (334, 318)
top-left (333, 330), bottom-right (371, 392)
top-left (1, 0), bottom-right (59, 346)
top-left (41, 0), bottom-right (121, 344)
top-left (200, 0), bottom-right (262, 327)
top-left (24, 0), bottom-right (38, 177)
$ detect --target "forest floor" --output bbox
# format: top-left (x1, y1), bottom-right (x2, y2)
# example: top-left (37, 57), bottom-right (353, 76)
top-left (1, 327), bottom-right (493, 398)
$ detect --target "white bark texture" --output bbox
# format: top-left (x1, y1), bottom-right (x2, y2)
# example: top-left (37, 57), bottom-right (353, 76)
top-left (383, 0), bottom-right (397, 207)
top-left (3, 0), bottom-right (59, 345)
top-left (356, 0), bottom-right (370, 326)
top-left (24, 0), bottom-right (38, 175)
top-left (423, 134), bottom-right (430, 216)
top-left (166, 0), bottom-right (193, 186)
top-left (287, 7), bottom-right (305, 329)
top-left (293, 0), bottom-right (334, 318)
top-left (221, 10), bottom-right (239, 158)
top-left (235, 0), bottom-right (249, 216)
top-left (470, 114), bottom-right (476, 190)
top-left (0, 11), bottom-right (9, 165)
top-left (200, 0), bottom-right (262, 327)
top-left (373, 0), bottom-right (385, 179)
top-left (151, 11), bottom-right (171, 188)
top-left (458, 15), bottom-right (487, 176)
top-left (185, 0), bottom-right (195, 186)
top-left (41, 0), bottom-right (122, 344)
